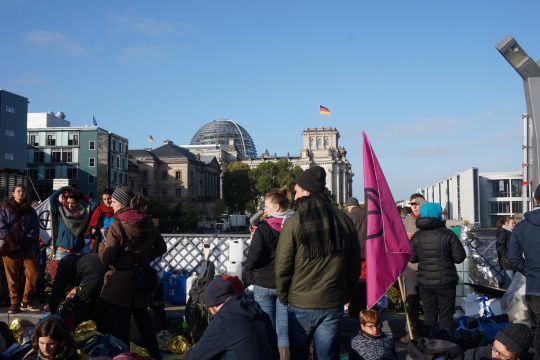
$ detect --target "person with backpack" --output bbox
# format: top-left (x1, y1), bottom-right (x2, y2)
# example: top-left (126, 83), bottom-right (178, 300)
top-left (184, 277), bottom-right (279, 360)
top-left (100, 187), bottom-right (166, 360)
top-left (243, 187), bottom-right (294, 360)
top-left (464, 322), bottom-right (533, 359)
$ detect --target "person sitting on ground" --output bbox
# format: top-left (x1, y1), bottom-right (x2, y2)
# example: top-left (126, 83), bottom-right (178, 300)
top-left (184, 277), bottom-right (279, 360)
top-left (349, 309), bottom-right (397, 360)
top-left (23, 317), bottom-right (79, 360)
top-left (87, 188), bottom-right (114, 252)
top-left (464, 322), bottom-right (533, 360)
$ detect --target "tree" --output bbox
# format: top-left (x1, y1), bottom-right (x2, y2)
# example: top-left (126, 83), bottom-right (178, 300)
top-left (222, 162), bottom-right (253, 213)
top-left (251, 160), bottom-right (303, 196)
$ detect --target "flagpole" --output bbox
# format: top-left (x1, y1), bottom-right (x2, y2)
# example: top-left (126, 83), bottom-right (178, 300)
top-left (397, 275), bottom-right (414, 341)
top-left (26, 174), bottom-right (42, 202)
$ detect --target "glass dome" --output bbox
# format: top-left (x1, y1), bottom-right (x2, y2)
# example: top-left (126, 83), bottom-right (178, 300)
top-left (191, 119), bottom-right (257, 159)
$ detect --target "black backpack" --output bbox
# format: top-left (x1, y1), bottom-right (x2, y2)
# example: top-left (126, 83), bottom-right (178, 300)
top-left (407, 337), bottom-right (464, 360)
top-left (185, 257), bottom-right (215, 342)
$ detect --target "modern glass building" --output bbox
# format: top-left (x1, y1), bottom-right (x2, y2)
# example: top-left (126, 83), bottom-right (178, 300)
top-left (191, 119), bottom-right (257, 159)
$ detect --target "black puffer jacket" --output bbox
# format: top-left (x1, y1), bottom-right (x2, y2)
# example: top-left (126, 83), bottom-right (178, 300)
top-left (496, 227), bottom-right (512, 270)
top-left (410, 217), bottom-right (466, 288)
top-left (243, 221), bottom-right (280, 288)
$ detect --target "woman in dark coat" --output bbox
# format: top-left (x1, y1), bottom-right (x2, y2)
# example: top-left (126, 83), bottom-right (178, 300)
top-left (0, 184), bottom-right (40, 313)
top-left (410, 202), bottom-right (466, 331)
top-left (496, 216), bottom-right (516, 289)
top-left (100, 187), bottom-right (166, 360)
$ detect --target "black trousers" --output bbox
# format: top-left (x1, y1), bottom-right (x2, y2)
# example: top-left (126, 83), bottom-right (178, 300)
top-left (104, 301), bottom-right (161, 360)
top-left (527, 295), bottom-right (540, 360)
top-left (418, 286), bottom-right (455, 331)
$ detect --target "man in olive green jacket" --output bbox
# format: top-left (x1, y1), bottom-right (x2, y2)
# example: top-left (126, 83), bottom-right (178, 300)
top-left (275, 166), bottom-right (360, 360)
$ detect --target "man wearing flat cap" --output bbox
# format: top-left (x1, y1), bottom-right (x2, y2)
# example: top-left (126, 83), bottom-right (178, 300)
top-left (275, 166), bottom-right (360, 360)
top-left (185, 277), bottom-right (279, 360)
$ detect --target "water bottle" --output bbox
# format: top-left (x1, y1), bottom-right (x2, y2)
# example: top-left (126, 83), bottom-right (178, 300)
top-left (186, 272), bottom-right (198, 303)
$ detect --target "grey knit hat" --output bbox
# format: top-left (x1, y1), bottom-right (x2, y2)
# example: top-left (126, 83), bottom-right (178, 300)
top-left (495, 322), bottom-right (533, 355)
top-left (112, 187), bottom-right (134, 207)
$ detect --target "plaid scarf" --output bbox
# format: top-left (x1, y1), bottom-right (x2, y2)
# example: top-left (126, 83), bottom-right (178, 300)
top-left (296, 193), bottom-right (346, 260)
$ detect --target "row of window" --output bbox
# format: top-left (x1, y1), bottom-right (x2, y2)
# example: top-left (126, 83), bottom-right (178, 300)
top-left (140, 170), bottom-right (183, 181)
top-left (28, 133), bottom-right (95, 149)
top-left (5, 105), bottom-right (16, 114)
top-left (488, 201), bottom-right (523, 214)
top-left (309, 136), bottom-right (330, 149)
top-left (491, 179), bottom-right (522, 198)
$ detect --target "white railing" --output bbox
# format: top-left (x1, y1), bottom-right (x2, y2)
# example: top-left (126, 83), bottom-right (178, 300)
top-left (153, 234), bottom-right (251, 275)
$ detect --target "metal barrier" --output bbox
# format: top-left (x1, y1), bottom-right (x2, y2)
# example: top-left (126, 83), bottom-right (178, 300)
top-left (153, 234), bottom-right (251, 275)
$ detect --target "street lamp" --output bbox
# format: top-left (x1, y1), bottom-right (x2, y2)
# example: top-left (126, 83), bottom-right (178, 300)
top-left (496, 36), bottom-right (540, 211)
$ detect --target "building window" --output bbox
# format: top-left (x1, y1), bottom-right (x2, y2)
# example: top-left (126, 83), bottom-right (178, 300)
top-left (68, 132), bottom-right (79, 146)
top-left (142, 171), bottom-right (148, 181)
top-left (27, 168), bottom-right (38, 179)
top-left (113, 172), bottom-right (117, 183)
top-left (309, 137), bottom-right (315, 148)
top-left (175, 188), bottom-right (182, 198)
top-left (118, 141), bottom-right (122, 153)
top-left (162, 171), bottom-right (168, 180)
top-left (161, 188), bottom-right (168, 199)
top-left (493, 180), bottom-right (510, 197)
top-left (89, 158), bottom-right (95, 167)
top-left (5, 105), bottom-right (15, 113)
top-left (511, 179), bottom-right (522, 198)
top-left (175, 171), bottom-right (182, 180)
top-left (122, 159), bottom-right (126, 170)
top-left (28, 133), bottom-right (39, 146)
top-left (67, 167), bottom-right (78, 179)
top-left (51, 149), bottom-right (61, 163)
top-left (4, 153), bottom-right (13, 160)
top-left (5, 129), bottom-right (14, 137)
top-left (45, 168), bottom-right (56, 179)
top-left (489, 201), bottom-right (511, 213)
top-left (88, 175), bottom-right (95, 184)
top-left (316, 137), bottom-right (322, 147)
top-left (112, 140), bottom-right (116, 152)
top-left (46, 133), bottom-right (56, 146)
top-left (89, 141), bottom-right (95, 150)
top-left (323, 137), bottom-right (329, 147)
top-left (62, 149), bottom-right (73, 163)
top-left (512, 201), bottom-right (523, 214)
top-left (33, 149), bottom-right (44, 163)
top-left (115, 157), bottom-right (120, 168)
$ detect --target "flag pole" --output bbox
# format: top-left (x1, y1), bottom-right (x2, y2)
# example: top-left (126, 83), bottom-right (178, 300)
top-left (397, 275), bottom-right (414, 341)
top-left (26, 174), bottom-right (42, 202)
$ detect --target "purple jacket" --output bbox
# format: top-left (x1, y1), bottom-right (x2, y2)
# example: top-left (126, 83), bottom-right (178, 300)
top-left (0, 200), bottom-right (39, 249)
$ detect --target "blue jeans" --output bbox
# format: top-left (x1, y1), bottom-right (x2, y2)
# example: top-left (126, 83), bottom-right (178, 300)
top-left (253, 285), bottom-right (289, 347)
top-left (288, 304), bottom-right (343, 360)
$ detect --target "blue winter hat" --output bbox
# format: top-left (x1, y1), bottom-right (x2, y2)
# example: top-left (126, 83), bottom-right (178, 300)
top-left (420, 202), bottom-right (442, 220)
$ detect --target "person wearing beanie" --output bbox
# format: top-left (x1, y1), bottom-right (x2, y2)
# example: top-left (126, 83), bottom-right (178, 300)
top-left (509, 184), bottom-right (540, 357)
top-left (464, 322), bottom-right (533, 359)
top-left (99, 187), bottom-right (166, 360)
top-left (410, 202), bottom-right (466, 332)
top-left (399, 193), bottom-right (427, 343)
top-left (185, 277), bottom-right (279, 360)
top-left (275, 166), bottom-right (361, 359)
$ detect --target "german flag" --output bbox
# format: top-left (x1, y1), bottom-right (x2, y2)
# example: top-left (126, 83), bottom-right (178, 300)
top-left (320, 105), bottom-right (331, 115)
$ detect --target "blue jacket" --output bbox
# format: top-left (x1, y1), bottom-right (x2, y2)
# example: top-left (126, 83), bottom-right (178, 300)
top-left (50, 188), bottom-right (91, 252)
top-left (509, 207), bottom-right (540, 296)
top-left (185, 295), bottom-right (279, 360)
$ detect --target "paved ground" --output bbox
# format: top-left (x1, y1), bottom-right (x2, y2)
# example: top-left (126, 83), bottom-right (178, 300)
top-left (0, 306), bottom-right (410, 359)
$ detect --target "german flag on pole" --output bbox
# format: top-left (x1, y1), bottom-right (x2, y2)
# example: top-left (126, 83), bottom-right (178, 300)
top-left (320, 105), bottom-right (331, 115)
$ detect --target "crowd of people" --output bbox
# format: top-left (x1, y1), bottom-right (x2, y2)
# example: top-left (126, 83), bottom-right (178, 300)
top-left (2, 165), bottom-right (540, 359)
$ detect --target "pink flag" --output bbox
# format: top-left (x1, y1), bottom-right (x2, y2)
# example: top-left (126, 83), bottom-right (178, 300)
top-left (363, 131), bottom-right (412, 308)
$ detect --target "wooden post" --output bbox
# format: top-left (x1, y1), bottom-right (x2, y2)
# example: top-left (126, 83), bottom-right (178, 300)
top-left (397, 275), bottom-right (415, 341)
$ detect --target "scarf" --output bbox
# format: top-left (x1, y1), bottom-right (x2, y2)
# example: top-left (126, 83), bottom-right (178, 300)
top-left (59, 205), bottom-right (90, 237)
top-left (266, 209), bottom-right (295, 232)
top-left (88, 202), bottom-right (114, 231)
top-left (296, 193), bottom-right (346, 260)
top-left (502, 225), bottom-right (513, 232)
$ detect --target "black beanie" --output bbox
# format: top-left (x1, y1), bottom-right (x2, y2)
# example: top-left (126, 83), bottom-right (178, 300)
top-left (495, 322), bottom-right (533, 355)
top-left (295, 166), bottom-right (326, 194)
top-left (204, 277), bottom-right (235, 308)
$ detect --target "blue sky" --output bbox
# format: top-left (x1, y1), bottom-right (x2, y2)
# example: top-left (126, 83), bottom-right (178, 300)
top-left (2, 0), bottom-right (539, 200)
